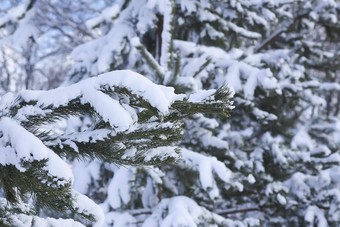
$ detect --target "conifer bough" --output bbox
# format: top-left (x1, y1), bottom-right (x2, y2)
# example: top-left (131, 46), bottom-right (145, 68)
top-left (0, 70), bottom-right (233, 226)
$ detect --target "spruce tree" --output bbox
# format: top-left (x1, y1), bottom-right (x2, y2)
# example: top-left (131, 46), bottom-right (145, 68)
top-left (0, 69), bottom-right (233, 226)
top-left (1, 0), bottom-right (340, 226)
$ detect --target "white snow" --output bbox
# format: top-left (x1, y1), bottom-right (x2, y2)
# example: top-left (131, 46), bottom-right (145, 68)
top-left (72, 190), bottom-right (105, 227)
top-left (11, 214), bottom-right (85, 227)
top-left (181, 149), bottom-right (236, 199)
top-left (107, 167), bottom-right (135, 209)
top-left (121, 148), bottom-right (137, 159)
top-left (276, 193), bottom-right (287, 205)
top-left (0, 3), bottom-right (38, 50)
top-left (142, 177), bottom-right (159, 208)
top-left (284, 172), bottom-right (310, 200)
top-left (179, 0), bottom-right (197, 13)
top-left (143, 196), bottom-right (226, 227)
top-left (305, 206), bottom-right (327, 227)
top-left (73, 161), bottom-right (92, 194)
top-left (160, 197), bottom-right (201, 227)
top-left (19, 70), bottom-right (184, 132)
top-left (225, 64), bottom-right (242, 92)
top-left (85, 5), bottom-right (120, 29)
top-left (320, 82), bottom-right (340, 91)
top-left (32, 216), bottom-right (85, 227)
top-left (105, 211), bottom-right (136, 227)
top-left (0, 2), bottom-right (26, 26)
top-left (226, 21), bottom-right (261, 39)
top-left (291, 127), bottom-right (314, 151)
top-left (158, 0), bottom-right (174, 83)
top-left (188, 89), bottom-right (216, 102)
top-left (247, 174), bottom-right (256, 184)
top-left (0, 117), bottom-right (73, 184)
top-left (82, 88), bottom-right (133, 130)
top-left (144, 146), bottom-right (180, 162)
top-left (174, 39), bottom-right (279, 100)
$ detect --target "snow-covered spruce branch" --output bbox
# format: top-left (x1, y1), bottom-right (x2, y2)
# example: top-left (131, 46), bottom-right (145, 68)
top-left (48, 122), bottom-right (184, 165)
top-left (3, 71), bottom-right (233, 164)
top-left (0, 70), bottom-right (233, 225)
top-left (0, 117), bottom-right (99, 225)
top-left (0, 197), bottom-right (85, 227)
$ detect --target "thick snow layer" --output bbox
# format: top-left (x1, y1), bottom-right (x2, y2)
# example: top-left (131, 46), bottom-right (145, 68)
top-left (10, 214), bottom-right (85, 227)
top-left (82, 89), bottom-right (133, 130)
top-left (178, 0), bottom-right (197, 14)
top-left (144, 146), bottom-right (181, 162)
top-left (19, 70), bottom-right (184, 132)
top-left (320, 82), bottom-right (340, 91)
top-left (0, 117), bottom-right (73, 184)
top-left (85, 5), bottom-right (120, 29)
top-left (0, 197), bottom-right (84, 227)
top-left (305, 206), bottom-right (327, 227)
top-left (0, 2), bottom-right (38, 50)
top-left (105, 211), bottom-right (136, 227)
top-left (107, 167), bottom-right (135, 209)
top-left (181, 149), bottom-right (236, 199)
top-left (73, 161), bottom-right (94, 194)
top-left (225, 64), bottom-right (242, 92)
top-left (159, 197), bottom-right (201, 227)
top-left (71, 0), bottom-right (162, 77)
top-left (143, 196), bottom-right (225, 227)
top-left (72, 190), bottom-right (105, 227)
top-left (276, 194), bottom-right (287, 205)
top-left (188, 89), bottom-right (216, 102)
top-left (291, 127), bottom-right (314, 151)
top-left (284, 172), bottom-right (310, 200)
top-left (32, 216), bottom-right (85, 227)
top-left (174, 40), bottom-right (279, 99)
top-left (142, 177), bottom-right (159, 208)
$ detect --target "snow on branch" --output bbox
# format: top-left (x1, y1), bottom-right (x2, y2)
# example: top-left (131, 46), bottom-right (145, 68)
top-left (0, 0), bottom-right (34, 27)
top-left (143, 196), bottom-right (226, 226)
top-left (0, 69), bottom-right (234, 224)
top-left (181, 149), bottom-right (243, 200)
top-left (0, 117), bottom-right (72, 184)
top-left (0, 197), bottom-right (85, 227)
top-left (1, 70), bottom-right (233, 167)
top-left (10, 70), bottom-right (184, 130)
top-left (0, 0), bottom-right (38, 49)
